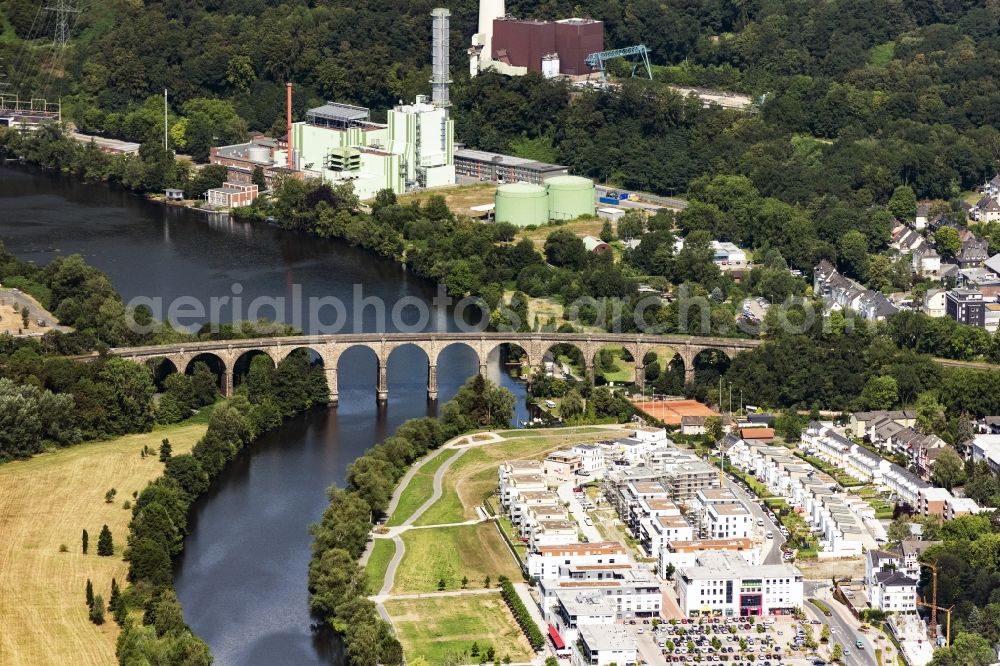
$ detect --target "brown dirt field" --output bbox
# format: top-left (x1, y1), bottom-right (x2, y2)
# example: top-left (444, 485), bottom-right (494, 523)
top-left (516, 218), bottom-right (608, 250)
top-left (0, 420), bottom-right (208, 666)
top-left (396, 183), bottom-right (497, 216)
top-left (0, 296), bottom-right (51, 336)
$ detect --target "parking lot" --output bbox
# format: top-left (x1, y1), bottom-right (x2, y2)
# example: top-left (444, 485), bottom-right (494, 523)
top-left (630, 615), bottom-right (832, 666)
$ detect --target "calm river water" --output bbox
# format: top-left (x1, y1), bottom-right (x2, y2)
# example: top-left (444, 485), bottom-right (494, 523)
top-left (0, 165), bottom-right (527, 665)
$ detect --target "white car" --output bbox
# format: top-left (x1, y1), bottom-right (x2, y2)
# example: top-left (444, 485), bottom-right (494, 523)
top-left (766, 531), bottom-right (774, 539)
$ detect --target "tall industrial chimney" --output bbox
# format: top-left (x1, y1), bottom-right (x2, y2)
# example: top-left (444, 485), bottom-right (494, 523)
top-left (430, 8), bottom-right (451, 107)
top-left (286, 82), bottom-right (294, 170)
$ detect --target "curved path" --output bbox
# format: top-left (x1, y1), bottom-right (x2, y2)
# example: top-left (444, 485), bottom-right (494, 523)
top-left (372, 436), bottom-right (473, 602)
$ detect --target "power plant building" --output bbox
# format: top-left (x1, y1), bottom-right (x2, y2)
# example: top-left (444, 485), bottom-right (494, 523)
top-left (454, 147), bottom-right (568, 184)
top-left (469, 0), bottom-right (604, 77)
top-left (292, 98), bottom-right (455, 199)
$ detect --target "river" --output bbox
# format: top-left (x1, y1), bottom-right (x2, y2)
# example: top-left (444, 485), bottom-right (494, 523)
top-left (0, 165), bottom-right (529, 665)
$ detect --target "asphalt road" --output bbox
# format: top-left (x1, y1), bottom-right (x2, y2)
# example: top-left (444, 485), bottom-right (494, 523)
top-left (804, 582), bottom-right (877, 666)
top-left (721, 476), bottom-right (787, 564)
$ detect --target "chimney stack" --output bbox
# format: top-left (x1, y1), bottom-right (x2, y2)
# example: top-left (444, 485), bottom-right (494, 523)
top-left (430, 8), bottom-right (451, 108)
top-left (286, 83), bottom-right (294, 170)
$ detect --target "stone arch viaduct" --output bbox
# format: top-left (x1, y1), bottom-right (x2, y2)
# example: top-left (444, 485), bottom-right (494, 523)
top-left (110, 332), bottom-right (763, 405)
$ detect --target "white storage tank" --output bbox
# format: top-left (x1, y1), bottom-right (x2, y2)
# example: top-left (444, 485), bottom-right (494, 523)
top-left (542, 54), bottom-right (560, 79)
top-left (248, 145), bottom-right (270, 163)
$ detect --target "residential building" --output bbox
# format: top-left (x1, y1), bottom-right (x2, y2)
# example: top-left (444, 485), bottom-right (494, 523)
top-left (971, 196), bottom-right (1000, 223)
top-left (870, 571), bottom-right (918, 613)
top-left (705, 503), bottom-right (752, 540)
top-left (922, 288), bottom-right (947, 317)
top-left (899, 540), bottom-right (939, 578)
top-left (639, 514), bottom-right (694, 557)
top-left (915, 203), bottom-right (930, 230)
top-left (956, 239), bottom-right (990, 269)
top-left (574, 625), bottom-right (638, 666)
top-left (986, 303), bottom-right (1000, 333)
top-left (849, 410), bottom-right (916, 439)
top-left (912, 246), bottom-right (941, 277)
top-left (890, 225), bottom-right (926, 254)
top-left (946, 288), bottom-right (986, 327)
top-left (530, 519), bottom-right (579, 549)
top-left (882, 463), bottom-right (932, 507)
top-left (972, 435), bottom-right (1000, 473)
top-left (538, 566), bottom-right (661, 619)
top-left (545, 451), bottom-right (582, 483)
top-left (572, 443), bottom-right (606, 478)
top-left (945, 496), bottom-right (985, 520)
top-left (527, 542), bottom-right (630, 581)
top-left (814, 260), bottom-right (899, 321)
top-left (675, 551), bottom-right (803, 617)
top-left (865, 549), bottom-right (902, 587)
top-left (549, 591), bottom-right (615, 652)
top-left (918, 487), bottom-right (953, 517)
top-left (498, 460), bottom-right (546, 509)
top-left (660, 538), bottom-right (758, 572)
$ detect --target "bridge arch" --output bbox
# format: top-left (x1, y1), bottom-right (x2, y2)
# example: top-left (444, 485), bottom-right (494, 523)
top-left (486, 342), bottom-right (532, 380)
top-left (184, 352), bottom-right (229, 396)
top-left (232, 350), bottom-right (275, 389)
top-left (145, 356), bottom-right (179, 391)
top-left (541, 342), bottom-right (590, 383)
top-left (592, 343), bottom-right (639, 387)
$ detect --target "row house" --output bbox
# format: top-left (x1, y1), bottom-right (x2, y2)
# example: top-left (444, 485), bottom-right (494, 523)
top-left (520, 504), bottom-right (570, 539)
top-left (530, 519), bottom-right (580, 550)
top-left (849, 410), bottom-right (916, 439)
top-left (843, 445), bottom-right (891, 485)
top-left (882, 463), bottom-right (931, 507)
top-left (498, 460), bottom-right (545, 509)
top-left (510, 489), bottom-right (560, 526)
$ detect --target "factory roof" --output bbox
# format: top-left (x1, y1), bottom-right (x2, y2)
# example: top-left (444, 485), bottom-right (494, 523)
top-left (454, 147), bottom-right (568, 172)
top-left (306, 102), bottom-right (370, 126)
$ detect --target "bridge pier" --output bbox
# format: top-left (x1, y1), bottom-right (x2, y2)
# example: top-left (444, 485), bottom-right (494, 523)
top-left (478, 362), bottom-right (488, 378)
top-left (377, 361), bottom-right (389, 403)
top-left (325, 366), bottom-right (338, 407)
top-left (634, 364), bottom-right (645, 390)
top-left (427, 364), bottom-right (438, 401)
top-left (222, 368), bottom-right (234, 398)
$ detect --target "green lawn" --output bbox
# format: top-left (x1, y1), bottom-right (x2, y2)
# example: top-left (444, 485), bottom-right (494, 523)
top-left (365, 538), bottom-right (396, 593)
top-left (596, 345), bottom-right (635, 384)
top-left (385, 593), bottom-right (533, 663)
top-left (394, 523), bottom-right (523, 593)
top-left (387, 448), bottom-right (453, 526)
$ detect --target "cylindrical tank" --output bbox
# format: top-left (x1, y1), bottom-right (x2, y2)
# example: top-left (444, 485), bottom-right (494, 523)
top-left (495, 182), bottom-right (549, 226)
top-left (546, 175), bottom-right (595, 220)
top-left (248, 145), bottom-right (270, 163)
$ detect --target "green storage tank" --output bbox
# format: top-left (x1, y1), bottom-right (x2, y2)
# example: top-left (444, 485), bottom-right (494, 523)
top-left (546, 175), bottom-right (595, 220)
top-left (495, 182), bottom-right (550, 227)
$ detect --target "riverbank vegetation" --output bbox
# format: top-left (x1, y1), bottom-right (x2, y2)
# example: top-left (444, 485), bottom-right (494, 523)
top-left (115, 353), bottom-right (327, 664)
top-left (308, 375), bottom-right (515, 665)
top-left (0, 413), bottom-right (209, 666)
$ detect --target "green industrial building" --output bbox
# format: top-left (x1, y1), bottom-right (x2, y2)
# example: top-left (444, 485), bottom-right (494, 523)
top-left (494, 177), bottom-right (595, 226)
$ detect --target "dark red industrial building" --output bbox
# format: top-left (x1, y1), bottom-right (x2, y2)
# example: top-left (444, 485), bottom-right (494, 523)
top-left (491, 17), bottom-right (603, 76)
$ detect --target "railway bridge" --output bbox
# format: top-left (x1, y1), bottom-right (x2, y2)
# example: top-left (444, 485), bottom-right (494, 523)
top-left (109, 332), bottom-right (763, 404)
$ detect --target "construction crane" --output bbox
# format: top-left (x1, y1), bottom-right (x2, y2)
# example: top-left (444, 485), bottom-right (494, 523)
top-left (585, 45), bottom-right (652, 82)
top-left (917, 561), bottom-right (953, 646)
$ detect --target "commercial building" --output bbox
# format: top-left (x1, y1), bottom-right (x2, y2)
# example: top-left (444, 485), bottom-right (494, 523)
top-left (676, 551), bottom-right (803, 617)
top-left (574, 625), bottom-right (638, 666)
top-left (946, 288), bottom-right (986, 327)
top-left (538, 565), bottom-right (662, 619)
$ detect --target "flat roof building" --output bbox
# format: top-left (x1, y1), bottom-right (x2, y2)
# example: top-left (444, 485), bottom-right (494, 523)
top-left (454, 147), bottom-right (569, 184)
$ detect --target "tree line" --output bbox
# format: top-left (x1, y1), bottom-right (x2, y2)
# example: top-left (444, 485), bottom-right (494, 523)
top-left (115, 352), bottom-right (328, 665)
top-left (308, 375), bottom-right (515, 666)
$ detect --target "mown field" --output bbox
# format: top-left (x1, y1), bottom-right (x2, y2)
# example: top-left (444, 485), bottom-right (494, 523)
top-left (385, 593), bottom-right (533, 664)
top-left (393, 523), bottom-right (521, 593)
top-left (0, 414), bottom-right (210, 666)
top-left (386, 448), bottom-right (454, 526)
